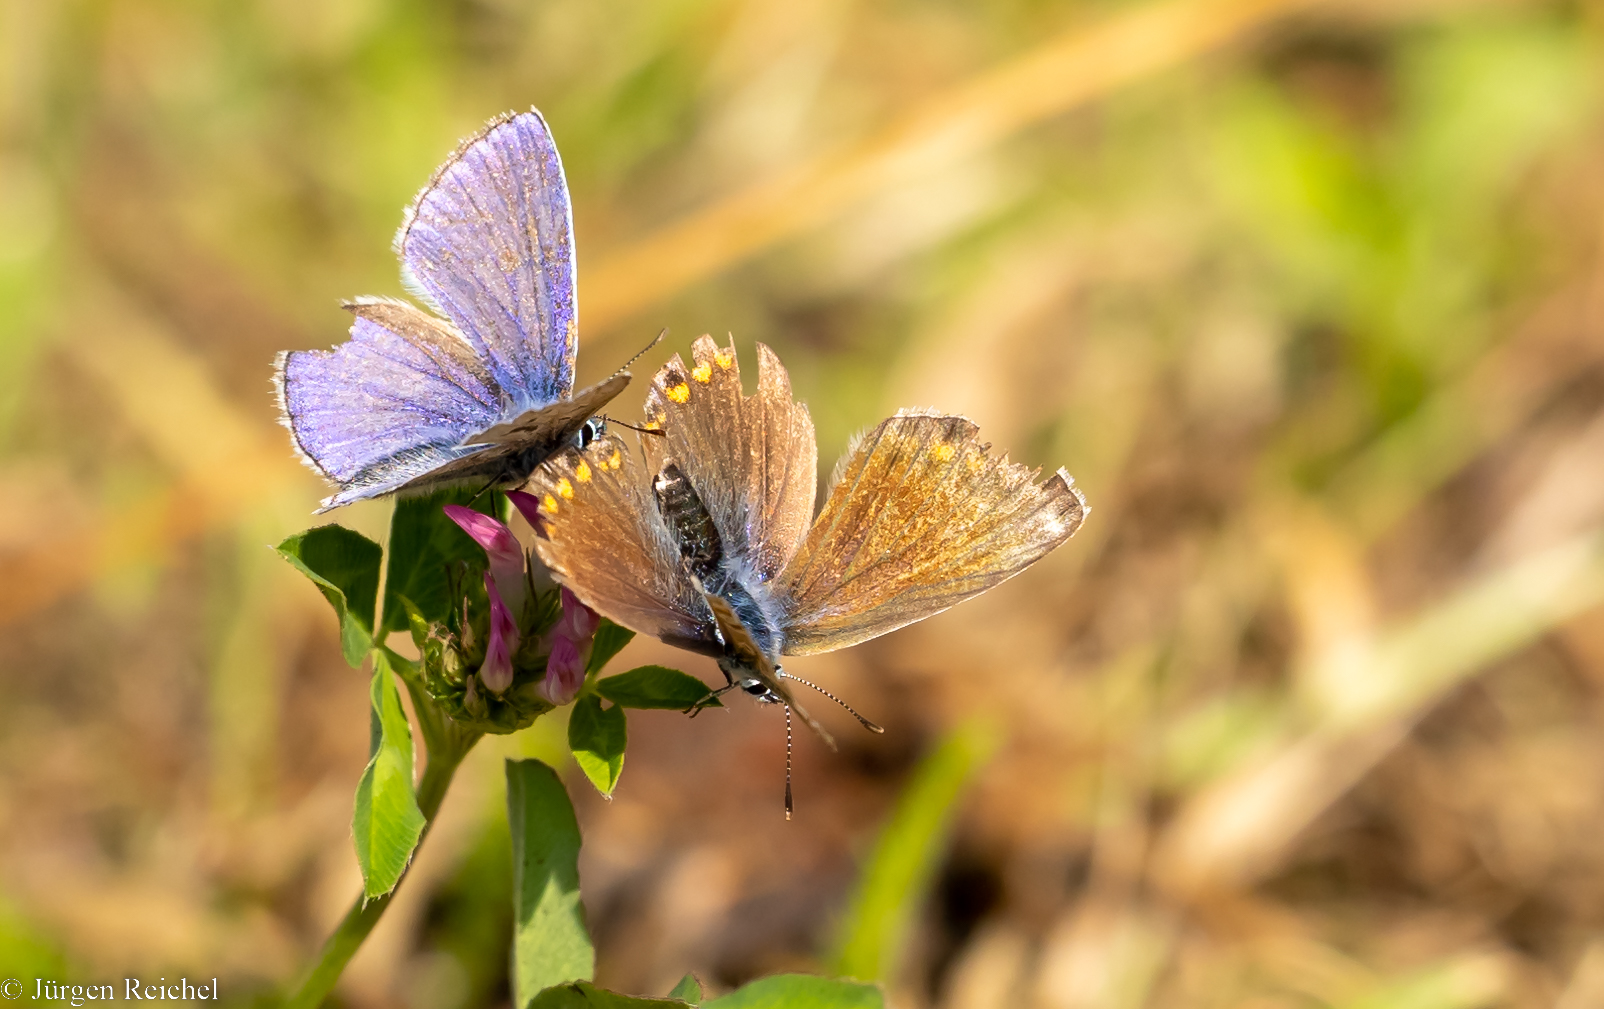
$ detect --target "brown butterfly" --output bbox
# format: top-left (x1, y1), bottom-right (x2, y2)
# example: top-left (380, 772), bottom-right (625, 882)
top-left (527, 336), bottom-right (1088, 815)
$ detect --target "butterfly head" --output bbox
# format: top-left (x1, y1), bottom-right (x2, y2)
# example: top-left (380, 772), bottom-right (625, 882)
top-left (573, 416), bottom-right (606, 451)
top-left (717, 654), bottom-right (787, 705)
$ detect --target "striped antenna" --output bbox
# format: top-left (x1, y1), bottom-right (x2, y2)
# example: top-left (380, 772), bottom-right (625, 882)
top-left (780, 673), bottom-right (885, 734)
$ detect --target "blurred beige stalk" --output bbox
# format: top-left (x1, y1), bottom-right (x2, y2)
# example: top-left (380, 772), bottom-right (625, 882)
top-left (0, 275), bottom-right (319, 622)
top-left (1152, 520), bottom-right (1604, 895)
top-left (939, 924), bottom-right (1031, 1009)
top-left (582, 0), bottom-right (1323, 331)
top-left (1557, 940), bottom-right (1604, 1009)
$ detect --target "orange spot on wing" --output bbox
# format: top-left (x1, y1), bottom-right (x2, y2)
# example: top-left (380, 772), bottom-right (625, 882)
top-left (714, 350), bottom-right (734, 369)
top-left (543, 493), bottom-right (559, 513)
top-left (557, 478), bottom-right (574, 499)
top-left (607, 448), bottom-right (622, 470)
top-left (574, 460), bottom-right (592, 483)
top-left (932, 443), bottom-right (956, 463)
top-left (667, 383), bottom-right (690, 404)
top-left (691, 363), bottom-right (712, 383)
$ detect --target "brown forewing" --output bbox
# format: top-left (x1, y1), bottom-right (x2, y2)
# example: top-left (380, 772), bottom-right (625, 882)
top-left (643, 337), bottom-right (817, 583)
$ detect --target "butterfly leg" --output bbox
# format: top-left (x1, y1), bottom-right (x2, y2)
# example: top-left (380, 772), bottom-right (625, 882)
top-left (684, 682), bottom-right (738, 717)
top-left (467, 475), bottom-right (500, 506)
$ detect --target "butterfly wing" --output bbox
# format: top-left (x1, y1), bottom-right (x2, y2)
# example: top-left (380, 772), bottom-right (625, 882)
top-left (776, 411), bottom-right (1088, 655)
top-left (528, 433), bottom-right (717, 652)
top-left (476, 375), bottom-right (627, 448)
top-left (390, 373), bottom-right (630, 495)
top-left (643, 336), bottom-right (817, 582)
top-left (276, 298), bottom-right (506, 511)
top-left (397, 109), bottom-right (577, 412)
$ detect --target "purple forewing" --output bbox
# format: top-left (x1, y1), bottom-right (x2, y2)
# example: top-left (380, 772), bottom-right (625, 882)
top-left (397, 111), bottom-right (577, 413)
top-left (278, 313), bottom-right (504, 507)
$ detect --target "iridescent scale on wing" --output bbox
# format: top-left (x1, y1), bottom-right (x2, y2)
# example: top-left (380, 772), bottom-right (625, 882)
top-left (274, 109), bottom-right (628, 512)
top-left (527, 336), bottom-right (1090, 740)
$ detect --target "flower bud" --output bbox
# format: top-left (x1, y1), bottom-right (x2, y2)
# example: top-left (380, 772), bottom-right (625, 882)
top-left (557, 587), bottom-right (601, 642)
top-left (541, 634), bottom-right (587, 706)
top-left (480, 571), bottom-right (520, 694)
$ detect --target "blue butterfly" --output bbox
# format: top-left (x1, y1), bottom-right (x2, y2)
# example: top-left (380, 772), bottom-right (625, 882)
top-left (275, 109), bottom-right (629, 512)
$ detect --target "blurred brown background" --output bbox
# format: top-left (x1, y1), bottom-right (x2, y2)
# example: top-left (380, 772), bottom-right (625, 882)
top-left (5, 0), bottom-right (1604, 1006)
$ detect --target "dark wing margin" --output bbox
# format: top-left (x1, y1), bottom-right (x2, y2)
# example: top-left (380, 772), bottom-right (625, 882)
top-left (642, 336), bottom-right (817, 584)
top-left (396, 109), bottom-right (577, 412)
top-left (776, 411), bottom-right (1088, 656)
top-left (528, 432), bottom-right (714, 650)
top-left (275, 298), bottom-right (505, 511)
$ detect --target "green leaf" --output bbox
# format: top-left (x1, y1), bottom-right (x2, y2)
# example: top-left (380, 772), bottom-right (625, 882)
top-left (528, 980), bottom-right (692, 1009)
top-left (399, 594), bottom-right (432, 652)
top-left (668, 975), bottom-right (702, 1004)
top-left (703, 975), bottom-right (884, 1009)
top-left (508, 759), bottom-right (593, 1009)
top-left (353, 651), bottom-right (426, 898)
top-left (567, 696), bottom-right (627, 795)
top-left (597, 666), bottom-right (720, 710)
top-left (830, 721), bottom-right (998, 983)
top-left (380, 487), bottom-right (498, 639)
top-left (585, 619), bottom-right (636, 675)
top-left (276, 524), bottom-right (382, 666)
top-left (379, 644), bottom-right (420, 681)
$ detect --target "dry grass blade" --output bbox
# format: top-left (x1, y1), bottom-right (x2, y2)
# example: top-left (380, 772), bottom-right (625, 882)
top-left (1153, 524), bottom-right (1604, 895)
top-left (0, 285), bottom-right (314, 625)
top-left (582, 0), bottom-right (1323, 332)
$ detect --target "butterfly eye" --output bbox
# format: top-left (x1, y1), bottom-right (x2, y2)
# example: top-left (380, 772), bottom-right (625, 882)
top-left (573, 417), bottom-right (605, 450)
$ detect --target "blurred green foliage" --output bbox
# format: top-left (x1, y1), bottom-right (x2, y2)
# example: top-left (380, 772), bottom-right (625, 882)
top-left (6, 0), bottom-right (1604, 1005)
top-left (830, 721), bottom-right (996, 984)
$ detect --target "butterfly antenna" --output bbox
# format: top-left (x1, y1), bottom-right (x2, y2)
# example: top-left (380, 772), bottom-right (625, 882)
top-left (784, 705), bottom-right (794, 821)
top-left (778, 673), bottom-right (885, 733)
top-left (601, 415), bottom-right (667, 437)
top-left (608, 328), bottom-right (668, 380)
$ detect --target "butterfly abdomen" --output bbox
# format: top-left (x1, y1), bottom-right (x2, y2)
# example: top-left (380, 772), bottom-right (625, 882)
top-left (653, 462), bottom-right (724, 580)
top-left (654, 460), bottom-right (785, 659)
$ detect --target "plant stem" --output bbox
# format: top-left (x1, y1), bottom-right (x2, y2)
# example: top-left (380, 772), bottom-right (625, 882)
top-left (284, 722), bottom-right (481, 1009)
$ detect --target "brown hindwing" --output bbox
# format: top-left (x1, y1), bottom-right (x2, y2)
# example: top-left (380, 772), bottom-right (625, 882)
top-left (777, 411), bottom-right (1088, 655)
top-left (527, 433), bottom-right (716, 652)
